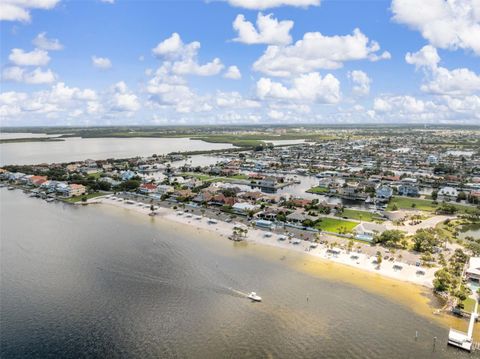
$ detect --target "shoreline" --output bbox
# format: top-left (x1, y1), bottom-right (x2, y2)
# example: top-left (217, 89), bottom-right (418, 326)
top-left (96, 195), bottom-right (436, 289)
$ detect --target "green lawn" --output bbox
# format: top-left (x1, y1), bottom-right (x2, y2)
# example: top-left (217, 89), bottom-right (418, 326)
top-left (307, 186), bottom-right (329, 194)
top-left (338, 209), bottom-right (384, 222)
top-left (462, 297), bottom-right (478, 313)
top-left (64, 192), bottom-right (107, 203)
top-left (315, 217), bottom-right (358, 234)
top-left (228, 174), bottom-right (249, 180)
top-left (387, 196), bottom-right (438, 212)
top-left (181, 172), bottom-right (249, 183)
top-left (387, 196), bottom-right (472, 213)
top-left (87, 172), bottom-right (102, 180)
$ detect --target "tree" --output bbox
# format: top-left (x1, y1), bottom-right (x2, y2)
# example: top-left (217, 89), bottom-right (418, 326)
top-left (376, 251), bottom-right (382, 268)
top-left (347, 239), bottom-right (354, 253)
top-left (374, 229), bottom-right (405, 247)
top-left (433, 268), bottom-right (451, 292)
top-left (412, 228), bottom-right (439, 253)
top-left (431, 190), bottom-right (438, 201)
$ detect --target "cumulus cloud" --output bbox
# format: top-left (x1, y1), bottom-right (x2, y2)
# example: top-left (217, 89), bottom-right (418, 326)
top-left (391, 0), bottom-right (480, 55)
top-left (349, 70), bottom-right (371, 96)
top-left (256, 72), bottom-right (340, 103)
top-left (223, 65), bottom-right (242, 79)
top-left (2, 66), bottom-right (56, 84)
top-left (370, 93), bottom-right (480, 123)
top-left (113, 92), bottom-right (140, 112)
top-left (253, 28), bottom-right (390, 77)
top-left (32, 32), bottom-right (63, 50)
top-left (0, 0), bottom-right (60, 22)
top-left (406, 45), bottom-right (480, 95)
top-left (405, 45), bottom-right (440, 69)
top-left (421, 67), bottom-right (480, 95)
top-left (91, 56), bottom-right (112, 69)
top-left (232, 13), bottom-right (293, 45)
top-left (152, 33), bottom-right (224, 76)
top-left (9, 48), bottom-right (50, 66)
top-left (227, 0), bottom-right (320, 10)
top-left (0, 83), bottom-right (99, 122)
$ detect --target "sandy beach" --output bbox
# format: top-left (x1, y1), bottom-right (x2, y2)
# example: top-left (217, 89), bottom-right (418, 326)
top-left (95, 195), bottom-right (436, 288)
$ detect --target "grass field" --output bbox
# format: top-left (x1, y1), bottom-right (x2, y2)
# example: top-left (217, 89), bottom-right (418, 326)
top-left (315, 217), bottom-right (357, 234)
top-left (306, 186), bottom-right (329, 194)
top-left (180, 172), bottom-right (248, 183)
top-left (462, 297), bottom-right (478, 313)
top-left (338, 209), bottom-right (384, 222)
top-left (387, 196), bottom-right (472, 213)
top-left (87, 172), bottom-right (102, 180)
top-left (64, 192), bottom-right (107, 203)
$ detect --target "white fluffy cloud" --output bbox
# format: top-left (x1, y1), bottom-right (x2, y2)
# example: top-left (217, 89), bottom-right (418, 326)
top-left (371, 93), bottom-right (480, 122)
top-left (406, 45), bottom-right (480, 95)
top-left (223, 65), bottom-right (242, 79)
top-left (349, 70), bottom-right (371, 96)
top-left (405, 45), bottom-right (440, 69)
top-left (392, 0), bottom-right (480, 55)
top-left (2, 66), bottom-right (56, 84)
top-left (0, 0), bottom-right (60, 22)
top-left (256, 72), bottom-right (340, 103)
top-left (227, 0), bottom-right (320, 10)
top-left (152, 33), bottom-right (224, 76)
top-left (253, 28), bottom-right (390, 77)
top-left (32, 32), bottom-right (63, 50)
top-left (422, 67), bottom-right (480, 96)
top-left (233, 13), bottom-right (293, 45)
top-left (91, 56), bottom-right (112, 69)
top-left (111, 81), bottom-right (140, 112)
top-left (9, 48), bottom-right (50, 66)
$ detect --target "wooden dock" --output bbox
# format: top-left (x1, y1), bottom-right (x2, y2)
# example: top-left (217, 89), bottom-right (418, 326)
top-left (448, 300), bottom-right (478, 352)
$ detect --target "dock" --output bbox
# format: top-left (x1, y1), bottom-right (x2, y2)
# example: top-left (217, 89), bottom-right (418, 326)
top-left (448, 300), bottom-right (478, 352)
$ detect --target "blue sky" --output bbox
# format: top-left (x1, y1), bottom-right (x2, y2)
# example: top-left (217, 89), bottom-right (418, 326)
top-left (1, 0), bottom-right (479, 126)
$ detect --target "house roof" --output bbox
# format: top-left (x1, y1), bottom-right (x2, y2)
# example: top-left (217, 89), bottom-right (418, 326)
top-left (467, 257), bottom-right (480, 276)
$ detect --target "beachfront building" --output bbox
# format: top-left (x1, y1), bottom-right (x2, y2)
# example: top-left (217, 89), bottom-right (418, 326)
top-left (254, 219), bottom-right (275, 230)
top-left (466, 257), bottom-right (480, 282)
top-left (353, 222), bottom-right (388, 242)
top-left (138, 183), bottom-right (157, 194)
top-left (232, 202), bottom-right (258, 215)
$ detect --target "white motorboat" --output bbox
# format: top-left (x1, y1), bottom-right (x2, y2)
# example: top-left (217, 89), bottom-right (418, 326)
top-left (247, 292), bottom-right (262, 302)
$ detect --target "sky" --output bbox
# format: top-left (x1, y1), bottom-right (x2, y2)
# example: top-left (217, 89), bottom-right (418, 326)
top-left (0, 0), bottom-right (479, 126)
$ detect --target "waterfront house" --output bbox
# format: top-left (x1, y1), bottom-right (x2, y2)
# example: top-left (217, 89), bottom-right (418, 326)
top-left (353, 222), bottom-right (388, 242)
top-left (156, 185), bottom-right (174, 195)
top-left (466, 257), bottom-right (480, 282)
top-left (375, 185), bottom-right (393, 202)
top-left (27, 175), bottom-right (48, 187)
top-left (121, 170), bottom-right (136, 181)
top-left (438, 186), bottom-right (459, 202)
top-left (69, 184), bottom-right (86, 197)
top-left (254, 219), bottom-right (275, 230)
top-left (138, 183), bottom-right (157, 194)
top-left (232, 202), bottom-right (258, 215)
top-left (398, 184), bottom-right (419, 197)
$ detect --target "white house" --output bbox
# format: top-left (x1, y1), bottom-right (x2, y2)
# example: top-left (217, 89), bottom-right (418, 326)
top-left (438, 186), bottom-right (458, 201)
top-left (353, 222), bottom-right (388, 242)
top-left (466, 257), bottom-right (480, 282)
top-left (232, 202), bottom-right (258, 215)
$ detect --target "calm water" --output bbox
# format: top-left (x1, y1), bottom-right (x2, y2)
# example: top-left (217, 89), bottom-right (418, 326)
top-left (0, 189), bottom-right (472, 358)
top-left (0, 137), bottom-right (234, 166)
top-left (459, 223), bottom-right (480, 240)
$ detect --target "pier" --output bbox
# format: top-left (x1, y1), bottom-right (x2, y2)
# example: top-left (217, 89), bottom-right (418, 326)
top-left (448, 300), bottom-right (478, 352)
